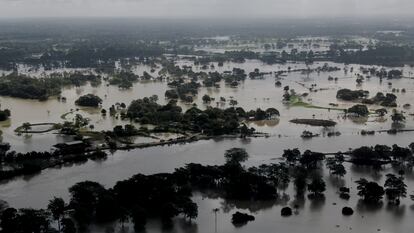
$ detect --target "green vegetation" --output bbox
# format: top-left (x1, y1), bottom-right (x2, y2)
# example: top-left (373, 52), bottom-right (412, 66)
top-left (362, 92), bottom-right (397, 107)
top-left (326, 154), bottom-right (346, 177)
top-left (290, 119), bottom-right (337, 127)
top-left (15, 123), bottom-right (58, 134)
top-left (287, 94), bottom-right (344, 111)
top-left (0, 109), bottom-right (11, 121)
top-left (337, 89), bottom-right (398, 107)
top-left (3, 20), bottom-right (414, 232)
top-left (165, 80), bottom-right (201, 103)
top-left (307, 177), bottom-right (326, 198)
top-left (0, 147), bottom-right (326, 231)
top-left (336, 89), bottom-right (369, 101)
top-left (347, 104), bottom-right (369, 116)
top-left (0, 73), bottom-right (60, 100)
top-left (232, 212), bottom-right (255, 226)
top-left (391, 111), bottom-right (406, 123)
top-left (331, 45), bottom-right (414, 66)
top-left (60, 111), bottom-right (75, 120)
top-left (126, 97), bottom-right (277, 136)
top-left (0, 72), bottom-right (101, 100)
top-left (75, 94), bottom-right (102, 107)
top-left (2, 141), bottom-right (414, 231)
top-left (384, 174), bottom-right (407, 205)
top-left (108, 71), bottom-right (139, 89)
top-left (356, 178), bottom-right (385, 204)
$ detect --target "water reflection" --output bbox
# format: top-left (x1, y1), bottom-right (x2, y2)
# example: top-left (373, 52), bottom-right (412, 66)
top-left (247, 119), bottom-right (280, 127)
top-left (328, 176), bottom-right (346, 189)
top-left (220, 199), bottom-right (281, 214)
top-left (308, 195), bottom-right (326, 211)
top-left (291, 195), bottom-right (306, 209)
top-left (1, 60), bottom-right (414, 232)
top-left (356, 199), bottom-right (384, 213)
top-left (385, 203), bottom-right (406, 218)
top-left (350, 165), bottom-right (384, 181)
top-left (175, 219), bottom-right (198, 233)
top-left (2, 60), bottom-right (414, 153)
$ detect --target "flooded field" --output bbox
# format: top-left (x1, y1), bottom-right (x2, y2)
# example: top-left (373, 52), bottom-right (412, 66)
top-left (1, 56), bottom-right (414, 232)
top-left (194, 36), bottom-right (375, 54)
top-left (2, 60), bottom-right (414, 152)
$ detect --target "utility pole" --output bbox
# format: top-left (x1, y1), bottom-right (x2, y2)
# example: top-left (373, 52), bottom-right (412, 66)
top-left (213, 208), bottom-right (220, 233)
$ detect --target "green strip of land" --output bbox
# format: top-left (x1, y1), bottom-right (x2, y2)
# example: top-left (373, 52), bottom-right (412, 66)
top-left (288, 95), bottom-right (345, 111)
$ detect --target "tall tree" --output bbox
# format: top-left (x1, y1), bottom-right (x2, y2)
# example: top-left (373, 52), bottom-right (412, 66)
top-left (384, 174), bottom-right (407, 205)
top-left (47, 197), bottom-right (66, 232)
top-left (356, 178), bottom-right (384, 204)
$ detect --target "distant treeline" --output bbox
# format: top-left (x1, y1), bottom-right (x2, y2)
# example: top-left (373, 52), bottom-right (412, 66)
top-left (2, 143), bottom-right (414, 232)
top-left (330, 45), bottom-right (414, 66)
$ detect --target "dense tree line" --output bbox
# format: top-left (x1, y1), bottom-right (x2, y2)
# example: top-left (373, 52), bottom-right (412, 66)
top-left (0, 149), bottom-right (107, 181)
top-left (107, 71), bottom-right (140, 89)
top-left (0, 72), bottom-right (101, 100)
top-left (126, 97), bottom-right (278, 135)
top-left (338, 89), bottom-right (397, 108)
top-left (330, 45), bottom-right (414, 66)
top-left (2, 144), bottom-right (414, 232)
top-left (350, 144), bottom-right (414, 166)
top-left (0, 148), bottom-right (326, 232)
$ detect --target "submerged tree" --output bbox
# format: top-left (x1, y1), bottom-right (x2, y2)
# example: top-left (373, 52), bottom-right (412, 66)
top-left (75, 94), bottom-right (102, 107)
top-left (384, 173), bottom-right (407, 205)
top-left (356, 178), bottom-right (384, 204)
top-left (293, 166), bottom-right (308, 197)
top-left (307, 177), bottom-right (326, 197)
top-left (282, 148), bottom-right (301, 164)
top-left (326, 154), bottom-right (346, 177)
top-left (0, 208), bottom-right (50, 233)
top-left (131, 206), bottom-right (147, 231)
top-left (202, 94), bottom-right (212, 104)
top-left (375, 108), bottom-right (387, 117)
top-left (299, 150), bottom-right (325, 169)
top-left (391, 111), bottom-right (406, 123)
top-left (182, 201), bottom-right (198, 222)
top-left (47, 197), bottom-right (66, 232)
top-left (347, 104), bottom-right (369, 116)
top-left (224, 148), bottom-right (249, 164)
top-left (61, 218), bottom-right (76, 233)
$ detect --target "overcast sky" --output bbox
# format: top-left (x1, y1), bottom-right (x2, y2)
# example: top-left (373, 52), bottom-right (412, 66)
top-left (0, 0), bottom-right (412, 18)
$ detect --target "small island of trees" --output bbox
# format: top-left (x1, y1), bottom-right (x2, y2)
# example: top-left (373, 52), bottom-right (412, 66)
top-left (125, 97), bottom-right (278, 136)
top-left (0, 72), bottom-right (102, 100)
top-left (0, 109), bottom-right (11, 121)
top-left (75, 94), bottom-right (103, 107)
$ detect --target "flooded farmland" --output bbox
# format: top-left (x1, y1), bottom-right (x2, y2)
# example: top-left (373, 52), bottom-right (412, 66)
top-left (1, 16), bottom-right (414, 233)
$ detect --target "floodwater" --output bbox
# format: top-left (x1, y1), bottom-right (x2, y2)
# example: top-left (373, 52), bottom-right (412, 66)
top-left (1, 58), bottom-right (414, 233)
top-left (2, 60), bottom-right (414, 152)
top-left (194, 36), bottom-right (375, 54)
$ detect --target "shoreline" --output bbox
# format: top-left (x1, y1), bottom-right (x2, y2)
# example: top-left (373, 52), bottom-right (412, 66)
top-left (0, 132), bottom-right (270, 182)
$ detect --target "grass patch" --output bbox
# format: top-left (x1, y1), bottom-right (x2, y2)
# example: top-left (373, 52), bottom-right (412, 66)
top-left (288, 95), bottom-right (345, 111)
top-left (15, 123), bottom-right (59, 133)
top-left (61, 111), bottom-right (74, 120)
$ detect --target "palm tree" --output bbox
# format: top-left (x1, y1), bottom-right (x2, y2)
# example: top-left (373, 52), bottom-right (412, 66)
top-left (47, 197), bottom-right (66, 232)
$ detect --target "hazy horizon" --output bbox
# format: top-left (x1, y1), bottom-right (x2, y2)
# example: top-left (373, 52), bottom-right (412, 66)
top-left (0, 0), bottom-right (413, 19)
